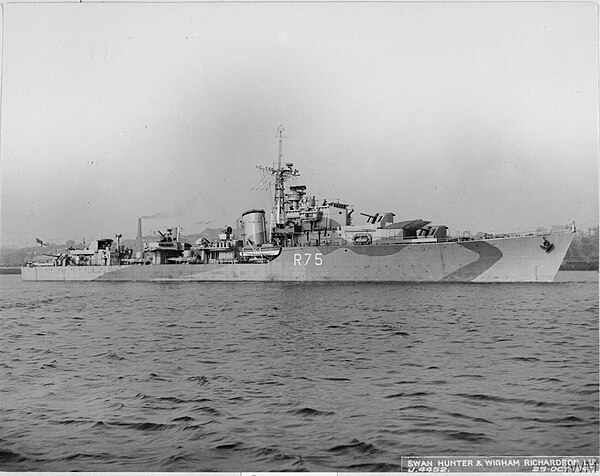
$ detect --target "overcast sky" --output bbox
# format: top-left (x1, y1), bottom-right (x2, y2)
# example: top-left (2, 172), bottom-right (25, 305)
top-left (1, 1), bottom-right (598, 247)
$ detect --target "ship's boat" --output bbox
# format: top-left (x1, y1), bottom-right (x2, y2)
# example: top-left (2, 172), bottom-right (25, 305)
top-left (22, 127), bottom-right (575, 282)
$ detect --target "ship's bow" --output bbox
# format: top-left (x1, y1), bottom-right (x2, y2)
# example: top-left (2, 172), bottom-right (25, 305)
top-left (472, 230), bottom-right (575, 282)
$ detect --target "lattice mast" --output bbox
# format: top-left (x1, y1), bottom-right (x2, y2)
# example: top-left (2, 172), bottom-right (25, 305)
top-left (257, 125), bottom-right (299, 227)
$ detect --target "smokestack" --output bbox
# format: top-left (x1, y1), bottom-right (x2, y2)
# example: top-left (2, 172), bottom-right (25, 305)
top-left (136, 218), bottom-right (143, 253)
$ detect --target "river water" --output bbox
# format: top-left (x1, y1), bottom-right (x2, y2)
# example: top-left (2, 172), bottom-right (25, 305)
top-left (0, 272), bottom-right (598, 471)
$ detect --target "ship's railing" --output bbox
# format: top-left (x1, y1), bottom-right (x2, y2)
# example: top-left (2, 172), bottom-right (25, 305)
top-left (449, 224), bottom-right (575, 241)
top-left (370, 224), bottom-right (575, 246)
top-left (437, 225), bottom-right (574, 243)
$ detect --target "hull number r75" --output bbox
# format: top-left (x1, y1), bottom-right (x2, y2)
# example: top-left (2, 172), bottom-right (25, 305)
top-left (293, 252), bottom-right (323, 266)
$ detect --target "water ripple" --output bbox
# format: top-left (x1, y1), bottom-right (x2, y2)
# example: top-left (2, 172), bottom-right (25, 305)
top-left (1, 276), bottom-right (597, 470)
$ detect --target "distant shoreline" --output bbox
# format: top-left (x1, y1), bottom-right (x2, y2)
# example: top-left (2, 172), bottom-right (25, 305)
top-left (0, 267), bottom-right (21, 275)
top-left (559, 260), bottom-right (599, 271)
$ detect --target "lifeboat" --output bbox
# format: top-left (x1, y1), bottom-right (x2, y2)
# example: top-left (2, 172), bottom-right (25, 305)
top-left (353, 233), bottom-right (372, 245)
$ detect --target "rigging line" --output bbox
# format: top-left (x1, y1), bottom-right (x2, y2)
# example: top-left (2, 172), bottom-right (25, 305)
top-left (263, 176), bottom-right (273, 190)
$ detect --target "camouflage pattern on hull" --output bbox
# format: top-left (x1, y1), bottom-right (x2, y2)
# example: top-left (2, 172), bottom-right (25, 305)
top-left (21, 232), bottom-right (574, 283)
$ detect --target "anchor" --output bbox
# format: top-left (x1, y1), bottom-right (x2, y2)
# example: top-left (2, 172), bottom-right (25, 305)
top-left (540, 238), bottom-right (554, 253)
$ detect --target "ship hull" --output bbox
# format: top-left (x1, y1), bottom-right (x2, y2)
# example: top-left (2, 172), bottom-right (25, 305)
top-left (21, 232), bottom-right (574, 283)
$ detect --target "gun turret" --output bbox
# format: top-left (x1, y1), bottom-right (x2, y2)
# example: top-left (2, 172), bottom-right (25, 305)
top-left (360, 212), bottom-right (379, 224)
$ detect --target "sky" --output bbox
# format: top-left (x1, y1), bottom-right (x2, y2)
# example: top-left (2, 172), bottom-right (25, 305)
top-left (0, 1), bottom-right (598, 247)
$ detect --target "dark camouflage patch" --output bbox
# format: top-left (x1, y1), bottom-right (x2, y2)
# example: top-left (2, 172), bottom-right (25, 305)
top-left (317, 245), bottom-right (408, 257)
top-left (441, 241), bottom-right (503, 282)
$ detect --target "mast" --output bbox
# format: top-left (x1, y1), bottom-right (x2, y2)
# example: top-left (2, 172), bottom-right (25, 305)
top-left (277, 124), bottom-right (284, 170)
top-left (274, 125), bottom-right (286, 226)
top-left (257, 125), bottom-right (299, 227)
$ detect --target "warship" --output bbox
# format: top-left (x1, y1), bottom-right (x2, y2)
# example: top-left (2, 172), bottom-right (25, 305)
top-left (22, 128), bottom-right (574, 282)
